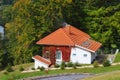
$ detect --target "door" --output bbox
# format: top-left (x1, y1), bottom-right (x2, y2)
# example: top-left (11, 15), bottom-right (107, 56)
top-left (56, 50), bottom-right (62, 64)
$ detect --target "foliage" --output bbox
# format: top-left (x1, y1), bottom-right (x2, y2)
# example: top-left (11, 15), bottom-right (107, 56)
top-left (19, 66), bottom-right (24, 71)
top-left (93, 60), bottom-right (99, 68)
top-left (75, 62), bottom-right (81, 66)
top-left (6, 65), bottom-right (14, 72)
top-left (73, 64), bottom-right (77, 69)
top-left (54, 64), bottom-right (60, 68)
top-left (103, 60), bottom-right (111, 67)
top-left (67, 62), bottom-right (73, 67)
top-left (39, 66), bottom-right (45, 71)
top-left (0, 0), bottom-right (120, 67)
top-left (84, 4), bottom-right (120, 52)
top-left (1, 63), bottom-right (120, 80)
top-left (60, 61), bottom-right (66, 70)
top-left (31, 67), bottom-right (35, 70)
top-left (3, 71), bottom-right (8, 75)
top-left (114, 52), bottom-right (120, 63)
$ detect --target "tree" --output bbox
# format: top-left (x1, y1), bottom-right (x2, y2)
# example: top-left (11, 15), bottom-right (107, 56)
top-left (5, 0), bottom-right (72, 65)
top-left (84, 4), bottom-right (120, 53)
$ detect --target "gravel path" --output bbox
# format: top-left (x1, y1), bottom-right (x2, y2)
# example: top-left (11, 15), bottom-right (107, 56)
top-left (33, 74), bottom-right (92, 80)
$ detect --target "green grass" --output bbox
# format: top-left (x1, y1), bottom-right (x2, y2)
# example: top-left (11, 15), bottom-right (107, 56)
top-left (1, 64), bottom-right (120, 80)
top-left (114, 52), bottom-right (120, 63)
top-left (82, 71), bottom-right (120, 80)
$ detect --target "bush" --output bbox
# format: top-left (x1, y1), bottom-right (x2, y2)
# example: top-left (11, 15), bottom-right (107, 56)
top-left (31, 67), bottom-right (35, 70)
top-left (40, 66), bottom-right (45, 71)
top-left (54, 64), bottom-right (60, 68)
top-left (93, 60), bottom-right (99, 68)
top-left (103, 60), bottom-right (111, 67)
top-left (60, 61), bottom-right (66, 70)
top-left (3, 71), bottom-right (8, 75)
top-left (19, 66), bottom-right (24, 71)
top-left (37, 66), bottom-right (40, 69)
top-left (73, 64), bottom-right (77, 69)
top-left (6, 65), bottom-right (14, 72)
top-left (75, 62), bottom-right (81, 66)
top-left (67, 62), bottom-right (73, 67)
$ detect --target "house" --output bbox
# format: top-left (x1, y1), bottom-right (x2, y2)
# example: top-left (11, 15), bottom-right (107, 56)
top-left (32, 55), bottom-right (51, 69)
top-left (36, 25), bottom-right (101, 65)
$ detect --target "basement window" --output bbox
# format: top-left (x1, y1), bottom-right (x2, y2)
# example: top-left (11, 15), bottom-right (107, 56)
top-left (83, 54), bottom-right (87, 57)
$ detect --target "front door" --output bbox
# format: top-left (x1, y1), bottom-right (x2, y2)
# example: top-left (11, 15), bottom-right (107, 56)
top-left (56, 50), bottom-right (62, 64)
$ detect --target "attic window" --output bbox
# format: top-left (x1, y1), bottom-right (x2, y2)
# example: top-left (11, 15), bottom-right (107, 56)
top-left (81, 40), bottom-right (91, 48)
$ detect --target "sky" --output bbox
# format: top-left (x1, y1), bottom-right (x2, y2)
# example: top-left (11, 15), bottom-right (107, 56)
top-left (0, 26), bottom-right (4, 33)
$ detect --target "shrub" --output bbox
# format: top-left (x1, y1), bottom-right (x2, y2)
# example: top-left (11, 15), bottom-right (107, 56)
top-left (3, 71), bottom-right (8, 75)
top-left (67, 62), bottom-right (73, 67)
top-left (93, 60), bottom-right (99, 68)
top-left (19, 66), bottom-right (24, 71)
top-left (75, 62), bottom-right (81, 66)
top-left (45, 69), bottom-right (49, 74)
top-left (40, 66), bottom-right (45, 71)
top-left (73, 64), bottom-right (77, 69)
top-left (103, 60), bottom-right (111, 67)
top-left (54, 64), bottom-right (60, 68)
top-left (6, 65), bottom-right (14, 72)
top-left (31, 67), bottom-right (35, 70)
top-left (60, 61), bottom-right (66, 70)
top-left (37, 66), bottom-right (40, 69)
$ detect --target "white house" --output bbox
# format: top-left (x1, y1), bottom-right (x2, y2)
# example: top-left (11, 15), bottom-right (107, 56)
top-left (35, 25), bottom-right (101, 66)
top-left (32, 55), bottom-right (51, 69)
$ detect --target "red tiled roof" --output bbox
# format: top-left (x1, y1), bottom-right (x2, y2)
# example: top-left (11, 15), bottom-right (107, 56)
top-left (36, 25), bottom-right (102, 52)
top-left (32, 55), bottom-right (51, 65)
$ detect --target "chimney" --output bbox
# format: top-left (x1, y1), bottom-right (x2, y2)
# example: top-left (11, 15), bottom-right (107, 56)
top-left (60, 22), bottom-right (70, 27)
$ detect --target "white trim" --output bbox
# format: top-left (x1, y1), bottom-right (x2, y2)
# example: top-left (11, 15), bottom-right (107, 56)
top-left (32, 57), bottom-right (50, 65)
top-left (55, 50), bottom-right (62, 61)
top-left (75, 45), bottom-right (95, 53)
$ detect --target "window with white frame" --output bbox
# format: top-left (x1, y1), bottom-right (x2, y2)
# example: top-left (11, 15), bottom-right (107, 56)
top-left (56, 50), bottom-right (62, 60)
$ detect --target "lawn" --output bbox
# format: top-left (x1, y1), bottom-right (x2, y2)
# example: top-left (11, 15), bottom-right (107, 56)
top-left (82, 71), bottom-right (120, 80)
top-left (1, 64), bottom-right (120, 80)
top-left (114, 52), bottom-right (120, 63)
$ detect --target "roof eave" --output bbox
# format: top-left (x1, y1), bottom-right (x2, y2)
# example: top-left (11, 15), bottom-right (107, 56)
top-left (36, 43), bottom-right (74, 47)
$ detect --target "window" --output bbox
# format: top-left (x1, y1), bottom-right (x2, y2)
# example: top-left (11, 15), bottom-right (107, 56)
top-left (56, 50), bottom-right (62, 60)
top-left (83, 54), bottom-right (87, 57)
top-left (73, 53), bottom-right (76, 56)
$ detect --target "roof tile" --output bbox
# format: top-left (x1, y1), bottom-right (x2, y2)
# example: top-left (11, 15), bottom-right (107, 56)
top-left (32, 55), bottom-right (51, 65)
top-left (36, 25), bottom-right (102, 52)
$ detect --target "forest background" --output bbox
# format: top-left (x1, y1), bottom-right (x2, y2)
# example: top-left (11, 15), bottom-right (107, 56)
top-left (0, 0), bottom-right (120, 68)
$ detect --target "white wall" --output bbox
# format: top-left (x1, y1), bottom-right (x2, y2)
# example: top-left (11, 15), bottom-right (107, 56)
top-left (34, 59), bottom-right (49, 69)
top-left (70, 47), bottom-right (92, 64)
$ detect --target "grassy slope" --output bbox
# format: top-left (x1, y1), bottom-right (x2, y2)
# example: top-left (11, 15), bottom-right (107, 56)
top-left (0, 63), bottom-right (34, 80)
top-left (114, 52), bottom-right (120, 63)
top-left (82, 71), bottom-right (120, 80)
top-left (1, 64), bottom-right (120, 80)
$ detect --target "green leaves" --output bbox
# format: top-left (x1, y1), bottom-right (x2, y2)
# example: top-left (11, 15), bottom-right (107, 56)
top-left (1, 0), bottom-right (120, 66)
